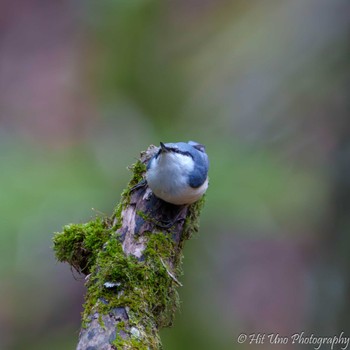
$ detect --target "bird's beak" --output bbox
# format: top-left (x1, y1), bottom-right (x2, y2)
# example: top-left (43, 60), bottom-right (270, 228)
top-left (160, 142), bottom-right (169, 153)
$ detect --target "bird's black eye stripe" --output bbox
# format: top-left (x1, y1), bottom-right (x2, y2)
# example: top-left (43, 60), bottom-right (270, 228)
top-left (155, 149), bottom-right (162, 159)
top-left (156, 147), bottom-right (194, 159)
top-left (169, 148), bottom-right (194, 159)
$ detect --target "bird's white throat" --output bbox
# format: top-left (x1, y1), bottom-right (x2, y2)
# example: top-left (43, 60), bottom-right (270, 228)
top-left (146, 152), bottom-right (206, 205)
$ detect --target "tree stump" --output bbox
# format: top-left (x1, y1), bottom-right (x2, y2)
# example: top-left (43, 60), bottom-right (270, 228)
top-left (53, 145), bottom-right (206, 350)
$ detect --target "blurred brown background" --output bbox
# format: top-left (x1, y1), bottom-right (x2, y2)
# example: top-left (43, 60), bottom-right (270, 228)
top-left (1, 0), bottom-right (350, 349)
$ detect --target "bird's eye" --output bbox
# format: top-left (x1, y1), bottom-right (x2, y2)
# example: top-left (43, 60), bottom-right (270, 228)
top-left (192, 144), bottom-right (206, 152)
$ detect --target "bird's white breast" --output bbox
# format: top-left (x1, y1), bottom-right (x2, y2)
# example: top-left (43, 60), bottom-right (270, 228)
top-left (146, 152), bottom-right (207, 205)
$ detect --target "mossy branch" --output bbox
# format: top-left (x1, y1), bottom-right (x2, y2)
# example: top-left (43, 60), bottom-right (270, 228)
top-left (53, 145), bottom-right (206, 350)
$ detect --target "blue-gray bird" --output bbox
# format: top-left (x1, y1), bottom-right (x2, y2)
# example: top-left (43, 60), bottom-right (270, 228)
top-left (146, 141), bottom-right (209, 205)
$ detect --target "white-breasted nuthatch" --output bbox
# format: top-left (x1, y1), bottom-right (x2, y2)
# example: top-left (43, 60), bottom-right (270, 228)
top-left (146, 141), bottom-right (209, 205)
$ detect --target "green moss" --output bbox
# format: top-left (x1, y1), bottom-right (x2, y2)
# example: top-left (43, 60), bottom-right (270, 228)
top-left (183, 195), bottom-right (206, 241)
top-left (112, 336), bottom-right (151, 350)
top-left (110, 159), bottom-right (148, 238)
top-left (128, 160), bottom-right (147, 187)
top-left (53, 217), bottom-right (111, 274)
top-left (82, 231), bottom-right (179, 330)
top-left (111, 159), bottom-right (147, 227)
top-left (144, 231), bottom-right (175, 261)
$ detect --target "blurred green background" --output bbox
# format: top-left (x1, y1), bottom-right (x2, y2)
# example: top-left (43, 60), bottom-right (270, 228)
top-left (1, 0), bottom-right (350, 349)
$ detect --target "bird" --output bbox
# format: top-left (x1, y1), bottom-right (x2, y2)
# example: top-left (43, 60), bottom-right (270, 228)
top-left (146, 141), bottom-right (209, 205)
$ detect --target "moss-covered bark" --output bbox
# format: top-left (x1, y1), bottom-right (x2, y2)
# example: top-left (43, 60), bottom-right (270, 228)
top-left (53, 145), bottom-right (206, 350)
